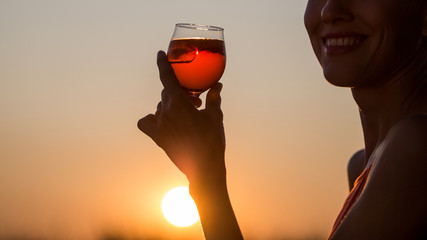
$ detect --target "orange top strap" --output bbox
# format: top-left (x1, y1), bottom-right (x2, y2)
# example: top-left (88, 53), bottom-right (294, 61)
top-left (328, 165), bottom-right (373, 239)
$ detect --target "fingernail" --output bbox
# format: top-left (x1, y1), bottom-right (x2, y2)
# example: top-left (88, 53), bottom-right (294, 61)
top-left (157, 51), bottom-right (165, 57)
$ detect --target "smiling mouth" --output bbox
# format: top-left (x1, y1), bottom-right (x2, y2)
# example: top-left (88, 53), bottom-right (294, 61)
top-left (325, 37), bottom-right (363, 47)
top-left (322, 35), bottom-right (368, 54)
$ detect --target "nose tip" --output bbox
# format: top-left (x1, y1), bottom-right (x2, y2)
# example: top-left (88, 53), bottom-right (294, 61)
top-left (321, 0), bottom-right (354, 24)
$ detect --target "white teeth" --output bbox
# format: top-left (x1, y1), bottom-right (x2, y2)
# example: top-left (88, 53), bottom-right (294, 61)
top-left (326, 38), bottom-right (361, 47)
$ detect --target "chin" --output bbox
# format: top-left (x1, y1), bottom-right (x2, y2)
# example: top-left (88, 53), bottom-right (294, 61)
top-left (322, 68), bottom-right (359, 88)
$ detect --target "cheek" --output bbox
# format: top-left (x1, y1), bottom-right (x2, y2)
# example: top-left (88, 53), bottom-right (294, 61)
top-left (303, 1), bottom-right (322, 34)
top-left (369, 10), bottom-right (424, 71)
top-left (304, 1), bottom-right (323, 61)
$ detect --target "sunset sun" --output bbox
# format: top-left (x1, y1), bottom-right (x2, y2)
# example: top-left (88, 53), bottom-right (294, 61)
top-left (161, 186), bottom-right (200, 227)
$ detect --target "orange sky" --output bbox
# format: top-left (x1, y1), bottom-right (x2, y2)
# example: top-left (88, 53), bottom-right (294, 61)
top-left (0, 1), bottom-right (364, 239)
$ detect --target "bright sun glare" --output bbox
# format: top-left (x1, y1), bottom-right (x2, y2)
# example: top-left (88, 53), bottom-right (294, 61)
top-left (161, 186), bottom-right (200, 227)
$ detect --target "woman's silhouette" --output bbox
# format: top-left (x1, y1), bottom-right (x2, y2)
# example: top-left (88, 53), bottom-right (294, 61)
top-left (138, 0), bottom-right (427, 239)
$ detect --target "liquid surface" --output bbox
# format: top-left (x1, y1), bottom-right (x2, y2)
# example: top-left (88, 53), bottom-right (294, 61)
top-left (168, 38), bottom-right (226, 95)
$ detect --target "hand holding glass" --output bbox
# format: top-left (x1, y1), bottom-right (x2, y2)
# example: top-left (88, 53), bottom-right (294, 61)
top-left (167, 23), bottom-right (226, 98)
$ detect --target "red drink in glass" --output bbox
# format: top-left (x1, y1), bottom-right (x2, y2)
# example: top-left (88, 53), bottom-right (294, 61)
top-left (167, 23), bottom-right (226, 98)
top-left (168, 38), bottom-right (226, 96)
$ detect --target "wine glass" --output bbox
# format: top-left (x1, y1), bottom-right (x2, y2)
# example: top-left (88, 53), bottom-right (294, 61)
top-left (167, 23), bottom-right (226, 99)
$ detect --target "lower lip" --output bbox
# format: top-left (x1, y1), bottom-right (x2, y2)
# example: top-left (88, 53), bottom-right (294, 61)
top-left (324, 40), bottom-right (366, 55)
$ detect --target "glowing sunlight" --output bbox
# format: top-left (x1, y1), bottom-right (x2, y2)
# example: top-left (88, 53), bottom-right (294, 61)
top-left (161, 186), bottom-right (200, 227)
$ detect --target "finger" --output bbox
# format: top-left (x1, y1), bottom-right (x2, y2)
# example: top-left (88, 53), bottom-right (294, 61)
top-left (206, 82), bottom-right (223, 112)
top-left (161, 89), bottom-right (170, 105)
top-left (155, 101), bottom-right (162, 117)
top-left (157, 51), bottom-right (184, 98)
top-left (137, 114), bottom-right (158, 140)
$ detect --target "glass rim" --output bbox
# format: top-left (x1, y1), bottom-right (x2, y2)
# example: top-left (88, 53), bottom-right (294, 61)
top-left (175, 23), bottom-right (224, 31)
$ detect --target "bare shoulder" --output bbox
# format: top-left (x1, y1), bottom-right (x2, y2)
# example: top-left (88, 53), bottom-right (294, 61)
top-left (374, 114), bottom-right (427, 186)
top-left (383, 114), bottom-right (427, 162)
top-left (358, 114), bottom-right (427, 237)
top-left (330, 115), bottom-right (427, 239)
top-left (389, 113), bottom-right (427, 137)
top-left (347, 149), bottom-right (365, 191)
